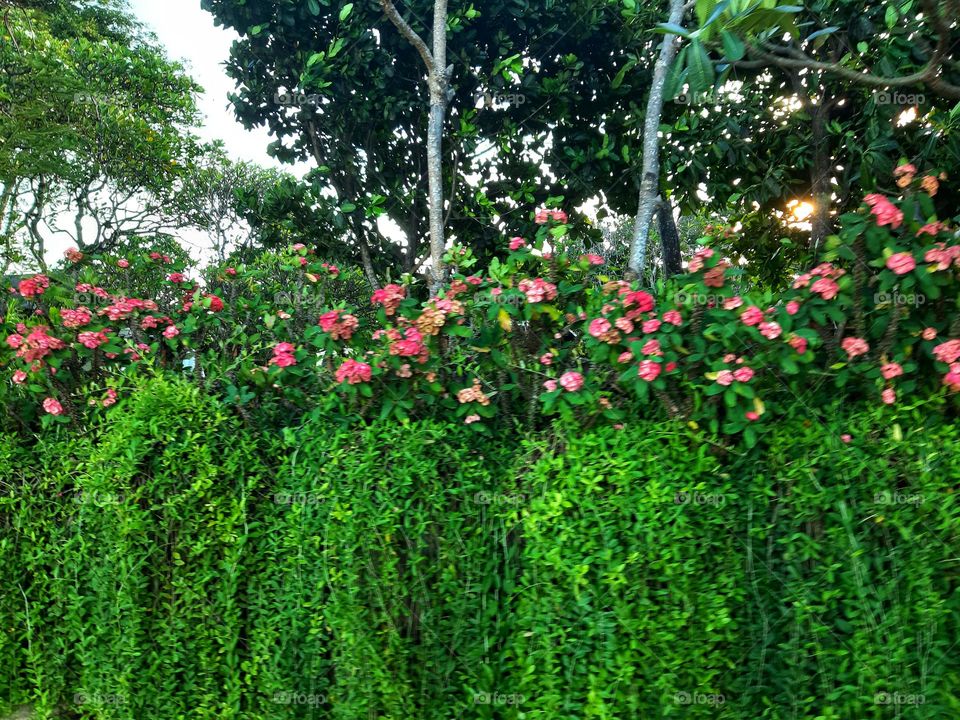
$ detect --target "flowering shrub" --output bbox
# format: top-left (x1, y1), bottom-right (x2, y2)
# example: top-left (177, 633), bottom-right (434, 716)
top-left (2, 173), bottom-right (958, 442)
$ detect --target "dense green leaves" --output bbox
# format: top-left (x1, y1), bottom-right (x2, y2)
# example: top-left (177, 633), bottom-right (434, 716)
top-left (2, 378), bottom-right (959, 717)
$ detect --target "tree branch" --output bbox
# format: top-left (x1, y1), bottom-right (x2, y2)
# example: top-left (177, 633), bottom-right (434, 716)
top-left (380, 0), bottom-right (434, 72)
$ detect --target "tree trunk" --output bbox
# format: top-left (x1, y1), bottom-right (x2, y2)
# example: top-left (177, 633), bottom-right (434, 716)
top-left (627, 0), bottom-right (686, 278)
top-left (381, 0), bottom-right (449, 294)
top-left (425, 0), bottom-right (449, 294)
top-left (656, 197), bottom-right (683, 277)
top-left (810, 92), bottom-right (833, 251)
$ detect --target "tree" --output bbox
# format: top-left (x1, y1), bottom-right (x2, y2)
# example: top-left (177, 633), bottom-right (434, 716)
top-left (0, 0), bottom-right (204, 266)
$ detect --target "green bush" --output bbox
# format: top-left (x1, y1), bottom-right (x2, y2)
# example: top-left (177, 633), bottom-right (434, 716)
top-left (1, 378), bottom-right (958, 718)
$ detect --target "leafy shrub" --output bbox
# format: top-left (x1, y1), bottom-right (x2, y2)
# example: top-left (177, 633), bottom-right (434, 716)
top-left (2, 378), bottom-right (959, 718)
top-left (2, 170), bottom-right (958, 442)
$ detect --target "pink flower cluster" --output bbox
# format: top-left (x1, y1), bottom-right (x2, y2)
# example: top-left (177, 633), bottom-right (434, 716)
top-left (18, 274), bottom-right (50, 299)
top-left (518, 278), bottom-right (557, 304)
top-left (864, 194), bottom-right (903, 229)
top-left (335, 358), bottom-right (372, 384)
top-left (371, 284), bottom-right (406, 316)
top-left (924, 242), bottom-right (960, 270)
top-left (388, 327), bottom-right (429, 362)
top-left (269, 342), bottom-right (297, 367)
top-left (7, 326), bottom-right (66, 363)
top-left (535, 209), bottom-right (568, 224)
top-left (319, 310), bottom-right (360, 341)
top-left (61, 307), bottom-right (93, 329)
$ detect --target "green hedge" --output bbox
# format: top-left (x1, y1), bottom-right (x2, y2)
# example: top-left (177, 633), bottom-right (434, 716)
top-left (1, 378), bottom-right (958, 718)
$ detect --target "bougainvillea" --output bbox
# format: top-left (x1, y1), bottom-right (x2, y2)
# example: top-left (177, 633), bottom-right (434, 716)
top-left (2, 173), bottom-right (959, 442)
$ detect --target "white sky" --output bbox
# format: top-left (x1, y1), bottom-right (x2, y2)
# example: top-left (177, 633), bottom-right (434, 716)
top-left (129, 0), bottom-right (309, 176)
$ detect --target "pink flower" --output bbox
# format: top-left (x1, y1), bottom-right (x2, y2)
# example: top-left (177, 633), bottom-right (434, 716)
top-left (623, 290), bottom-right (655, 313)
top-left (723, 297), bottom-right (743, 311)
top-left (581, 254), bottom-right (604, 265)
top-left (933, 339), bottom-right (960, 364)
top-left (319, 310), bottom-right (360, 341)
top-left (745, 411), bottom-right (759, 421)
top-left (733, 367), bottom-right (754, 383)
top-left (543, 379), bottom-right (558, 392)
top-left (540, 353), bottom-right (553, 366)
top-left (943, 364), bottom-right (960, 392)
top-left (167, 273), bottom-right (185, 283)
top-left (102, 388), bottom-right (118, 408)
top-left (589, 318), bottom-right (612, 339)
top-left (509, 237), bottom-right (527, 251)
top-left (886, 252), bottom-right (916, 275)
top-left (637, 360), bottom-right (661, 382)
top-left (662, 310), bottom-right (682, 326)
top-left (841, 337), bottom-right (870, 360)
top-left (18, 274), bottom-right (50, 299)
top-left (518, 278), bottom-right (558, 304)
top-left (162, 325), bottom-right (180, 339)
top-left (614, 317), bottom-right (634, 333)
top-left (335, 359), bottom-right (372, 384)
top-left (922, 327), bottom-right (938, 341)
top-left (617, 351), bottom-right (633, 364)
top-left (881, 387), bottom-right (896, 405)
top-left (840, 434), bottom-right (852, 443)
top-left (810, 278), bottom-right (839, 300)
top-left (716, 370), bottom-right (735, 386)
top-left (117, 259), bottom-right (129, 268)
top-left (61, 307), bottom-right (92, 329)
top-left (641, 319), bottom-right (661, 334)
top-left (225, 267), bottom-right (237, 276)
top-left (788, 335), bottom-right (808, 355)
top-left (77, 331), bottom-right (108, 349)
top-left (371, 284), bottom-right (406, 315)
top-left (723, 354), bottom-right (737, 364)
top-left (559, 371), bottom-right (584, 392)
top-left (917, 222), bottom-right (945, 237)
top-left (759, 322), bottom-right (782, 340)
top-left (880, 362), bottom-right (903, 380)
top-left (12, 370), bottom-right (27, 384)
top-left (740, 306), bottom-right (764, 326)
top-left (43, 397), bottom-right (64, 415)
top-left (490, 287), bottom-right (502, 297)
top-left (292, 243), bottom-right (306, 251)
top-left (786, 301), bottom-right (800, 315)
top-left (65, 247), bottom-right (83, 263)
top-left (464, 414), bottom-right (481, 425)
top-left (641, 339), bottom-right (662, 356)
top-left (863, 194), bottom-right (903, 229)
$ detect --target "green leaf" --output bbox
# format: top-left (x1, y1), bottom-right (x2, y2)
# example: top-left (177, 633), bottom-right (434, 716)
top-left (308, 0), bottom-right (321, 15)
top-left (339, 3), bottom-right (354, 21)
top-left (720, 30), bottom-right (745, 61)
top-left (687, 39), bottom-right (716, 91)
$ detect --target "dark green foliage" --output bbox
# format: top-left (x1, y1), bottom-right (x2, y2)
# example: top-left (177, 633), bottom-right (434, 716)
top-left (1, 379), bottom-right (958, 718)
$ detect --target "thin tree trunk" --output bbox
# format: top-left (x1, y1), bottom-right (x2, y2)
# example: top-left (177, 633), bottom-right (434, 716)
top-left (382, 0), bottom-right (449, 293)
top-left (810, 92), bottom-right (833, 251)
top-left (657, 196), bottom-right (683, 276)
top-left (628, 0), bottom-right (686, 278)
